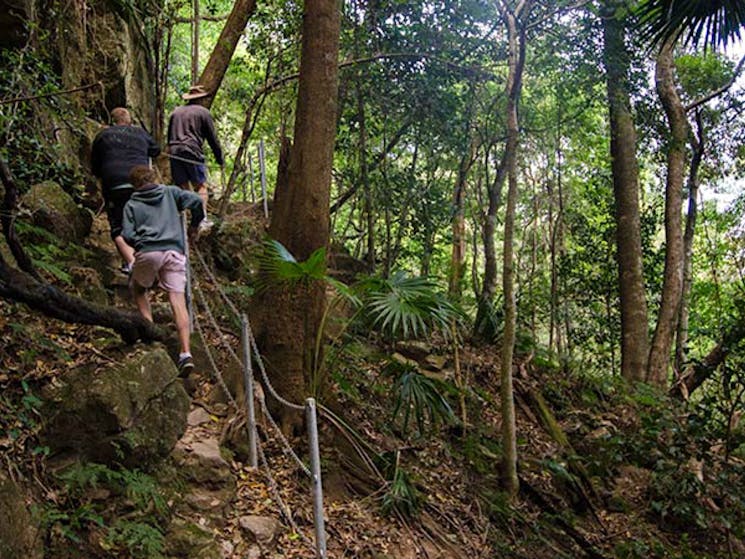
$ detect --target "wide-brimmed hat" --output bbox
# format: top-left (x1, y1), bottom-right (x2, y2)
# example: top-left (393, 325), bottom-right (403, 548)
top-left (182, 85), bottom-right (210, 100)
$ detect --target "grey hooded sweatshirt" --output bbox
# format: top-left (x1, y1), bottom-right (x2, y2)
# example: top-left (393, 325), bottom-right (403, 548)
top-left (122, 184), bottom-right (204, 254)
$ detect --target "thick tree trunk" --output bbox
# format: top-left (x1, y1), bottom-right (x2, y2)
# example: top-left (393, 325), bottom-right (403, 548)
top-left (253, 0), bottom-right (340, 429)
top-left (602, 2), bottom-right (649, 382)
top-left (197, 0), bottom-right (257, 108)
top-left (648, 39), bottom-right (689, 387)
top-left (498, 0), bottom-right (530, 499)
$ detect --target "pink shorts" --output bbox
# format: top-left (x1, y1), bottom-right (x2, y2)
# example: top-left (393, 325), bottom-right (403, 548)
top-left (130, 250), bottom-right (187, 293)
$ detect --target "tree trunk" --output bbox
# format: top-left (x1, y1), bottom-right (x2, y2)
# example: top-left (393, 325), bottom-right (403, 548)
top-left (191, 0), bottom-right (200, 85)
top-left (357, 83), bottom-right (375, 273)
top-left (648, 39), bottom-right (689, 387)
top-left (674, 317), bottom-right (745, 399)
top-left (252, 0), bottom-right (340, 430)
top-left (675, 113), bottom-right (705, 373)
top-left (498, 0), bottom-right (531, 499)
top-left (448, 137), bottom-right (476, 300)
top-left (475, 145), bottom-right (508, 335)
top-left (1, 157), bottom-right (40, 280)
top-left (197, 0), bottom-right (257, 108)
top-left (602, 1), bottom-right (649, 382)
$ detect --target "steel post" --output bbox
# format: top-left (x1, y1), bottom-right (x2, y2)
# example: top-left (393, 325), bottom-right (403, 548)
top-left (241, 314), bottom-right (258, 468)
top-left (305, 398), bottom-right (327, 558)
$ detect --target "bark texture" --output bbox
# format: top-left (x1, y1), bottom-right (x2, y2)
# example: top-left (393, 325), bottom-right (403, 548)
top-left (602, 2), bottom-right (649, 382)
top-left (197, 0), bottom-right (257, 108)
top-left (648, 39), bottom-right (689, 386)
top-left (675, 114), bottom-right (705, 372)
top-left (448, 137), bottom-right (476, 300)
top-left (252, 0), bottom-right (340, 428)
top-left (498, 0), bottom-right (531, 499)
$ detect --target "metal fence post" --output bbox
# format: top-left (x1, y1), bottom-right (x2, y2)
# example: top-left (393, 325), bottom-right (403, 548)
top-left (241, 314), bottom-right (258, 468)
top-left (305, 398), bottom-right (327, 558)
top-left (182, 213), bottom-right (194, 333)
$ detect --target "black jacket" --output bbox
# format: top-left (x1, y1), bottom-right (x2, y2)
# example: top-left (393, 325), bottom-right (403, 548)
top-left (91, 125), bottom-right (160, 194)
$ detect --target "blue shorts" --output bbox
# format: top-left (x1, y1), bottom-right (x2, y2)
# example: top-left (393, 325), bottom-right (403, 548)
top-left (171, 158), bottom-right (207, 187)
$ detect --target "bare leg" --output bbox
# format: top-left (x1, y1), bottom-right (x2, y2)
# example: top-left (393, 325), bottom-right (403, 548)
top-left (113, 236), bottom-right (135, 266)
top-left (132, 283), bottom-right (152, 322)
top-left (195, 182), bottom-right (208, 215)
top-left (168, 290), bottom-right (191, 355)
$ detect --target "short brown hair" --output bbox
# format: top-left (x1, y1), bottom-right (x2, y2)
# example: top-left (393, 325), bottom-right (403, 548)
top-left (110, 107), bottom-right (131, 125)
top-left (129, 165), bottom-right (158, 188)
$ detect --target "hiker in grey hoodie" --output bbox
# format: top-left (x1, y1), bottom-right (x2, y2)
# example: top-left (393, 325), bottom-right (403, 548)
top-left (122, 165), bottom-right (204, 375)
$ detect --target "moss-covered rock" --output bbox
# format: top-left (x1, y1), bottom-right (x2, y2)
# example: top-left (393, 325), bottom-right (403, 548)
top-left (0, 473), bottom-right (43, 559)
top-left (23, 181), bottom-right (92, 242)
top-left (69, 266), bottom-right (109, 306)
top-left (164, 518), bottom-right (222, 559)
top-left (42, 347), bottom-right (189, 468)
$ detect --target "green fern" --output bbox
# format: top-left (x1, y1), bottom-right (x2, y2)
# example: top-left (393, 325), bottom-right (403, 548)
top-left (104, 520), bottom-right (165, 558)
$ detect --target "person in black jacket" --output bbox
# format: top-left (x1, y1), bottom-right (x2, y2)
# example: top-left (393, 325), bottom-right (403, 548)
top-left (91, 107), bottom-right (161, 273)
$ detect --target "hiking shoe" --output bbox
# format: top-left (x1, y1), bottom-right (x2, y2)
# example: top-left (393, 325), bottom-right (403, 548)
top-left (177, 355), bottom-right (194, 377)
top-left (197, 218), bottom-right (215, 235)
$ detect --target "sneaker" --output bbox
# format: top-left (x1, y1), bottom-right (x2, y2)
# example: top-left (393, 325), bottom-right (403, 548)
top-left (177, 355), bottom-right (194, 377)
top-left (197, 218), bottom-right (214, 235)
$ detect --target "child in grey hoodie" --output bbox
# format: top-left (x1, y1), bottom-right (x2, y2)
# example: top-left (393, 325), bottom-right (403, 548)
top-left (122, 165), bottom-right (205, 375)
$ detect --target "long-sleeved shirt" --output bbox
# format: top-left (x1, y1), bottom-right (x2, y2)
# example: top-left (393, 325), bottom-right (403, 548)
top-left (91, 125), bottom-right (160, 194)
top-left (167, 104), bottom-right (223, 165)
top-left (122, 184), bottom-right (205, 254)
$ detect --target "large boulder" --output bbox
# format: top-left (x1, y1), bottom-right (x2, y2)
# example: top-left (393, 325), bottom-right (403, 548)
top-left (170, 433), bottom-right (237, 526)
top-left (22, 181), bottom-right (92, 242)
top-left (0, 473), bottom-right (43, 559)
top-left (42, 347), bottom-right (190, 468)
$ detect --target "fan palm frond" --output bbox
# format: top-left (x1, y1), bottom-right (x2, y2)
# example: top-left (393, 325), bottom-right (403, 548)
top-left (356, 271), bottom-right (463, 340)
top-left (636, 0), bottom-right (745, 49)
top-left (256, 238), bottom-right (327, 291)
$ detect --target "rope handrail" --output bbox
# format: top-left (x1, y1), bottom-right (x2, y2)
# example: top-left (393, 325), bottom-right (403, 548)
top-left (192, 246), bottom-right (306, 412)
top-left (256, 436), bottom-right (314, 548)
top-left (191, 250), bottom-right (311, 475)
top-left (193, 311), bottom-right (239, 409)
top-left (191, 274), bottom-right (244, 369)
top-left (188, 243), bottom-right (327, 557)
top-left (193, 247), bottom-right (242, 318)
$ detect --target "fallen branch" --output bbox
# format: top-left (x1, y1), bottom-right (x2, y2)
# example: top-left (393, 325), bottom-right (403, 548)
top-left (0, 257), bottom-right (163, 344)
top-left (0, 81), bottom-right (103, 106)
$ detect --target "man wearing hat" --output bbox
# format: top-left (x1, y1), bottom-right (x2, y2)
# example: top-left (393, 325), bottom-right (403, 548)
top-left (167, 85), bottom-right (224, 224)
